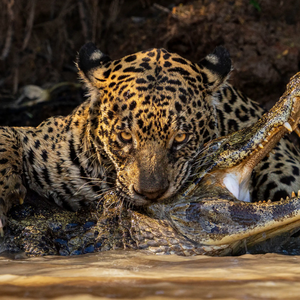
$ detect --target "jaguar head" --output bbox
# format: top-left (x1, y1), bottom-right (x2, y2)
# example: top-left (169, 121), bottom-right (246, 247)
top-left (77, 42), bottom-right (232, 205)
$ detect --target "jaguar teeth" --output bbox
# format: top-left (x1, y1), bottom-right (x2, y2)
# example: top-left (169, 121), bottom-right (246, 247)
top-left (283, 122), bottom-right (293, 132)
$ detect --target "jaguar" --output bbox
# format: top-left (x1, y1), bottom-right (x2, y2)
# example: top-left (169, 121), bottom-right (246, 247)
top-left (4, 74), bottom-right (300, 256)
top-left (1, 42), bottom-right (300, 238)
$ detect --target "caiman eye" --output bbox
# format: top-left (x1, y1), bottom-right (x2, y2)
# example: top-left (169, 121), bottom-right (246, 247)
top-left (223, 142), bottom-right (230, 150)
top-left (210, 142), bottom-right (221, 151)
top-left (118, 131), bottom-right (132, 143)
top-left (174, 133), bottom-right (189, 144)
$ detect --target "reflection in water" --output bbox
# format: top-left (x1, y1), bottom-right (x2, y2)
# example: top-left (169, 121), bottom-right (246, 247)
top-left (1, 251), bottom-right (300, 299)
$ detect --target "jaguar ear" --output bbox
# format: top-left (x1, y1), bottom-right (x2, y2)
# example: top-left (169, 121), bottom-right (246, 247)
top-left (198, 46), bottom-right (232, 92)
top-left (76, 42), bottom-right (112, 87)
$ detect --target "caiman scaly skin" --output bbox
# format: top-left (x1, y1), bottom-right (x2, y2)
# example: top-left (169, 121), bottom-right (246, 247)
top-left (2, 72), bottom-right (300, 256)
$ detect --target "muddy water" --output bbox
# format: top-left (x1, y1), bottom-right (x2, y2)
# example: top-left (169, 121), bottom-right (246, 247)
top-left (1, 251), bottom-right (300, 300)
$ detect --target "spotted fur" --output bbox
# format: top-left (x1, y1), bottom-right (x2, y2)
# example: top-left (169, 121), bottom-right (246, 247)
top-left (0, 42), bottom-right (299, 229)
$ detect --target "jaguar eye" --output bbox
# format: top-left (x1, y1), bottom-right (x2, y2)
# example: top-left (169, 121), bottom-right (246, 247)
top-left (174, 133), bottom-right (189, 144)
top-left (118, 131), bottom-right (132, 143)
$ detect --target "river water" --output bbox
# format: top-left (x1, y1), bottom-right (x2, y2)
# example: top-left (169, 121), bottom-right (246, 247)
top-left (1, 251), bottom-right (300, 300)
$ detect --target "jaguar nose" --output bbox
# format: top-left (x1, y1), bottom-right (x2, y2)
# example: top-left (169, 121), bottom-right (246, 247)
top-left (134, 184), bottom-right (169, 201)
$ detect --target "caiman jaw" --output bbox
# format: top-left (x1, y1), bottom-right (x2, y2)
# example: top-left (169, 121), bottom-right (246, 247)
top-left (192, 92), bottom-right (300, 202)
top-left (223, 96), bottom-right (300, 202)
top-left (164, 73), bottom-right (300, 254)
top-left (221, 122), bottom-right (300, 201)
top-left (225, 96), bottom-right (300, 202)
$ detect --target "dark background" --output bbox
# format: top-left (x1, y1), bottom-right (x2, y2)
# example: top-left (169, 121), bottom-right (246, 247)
top-left (0, 0), bottom-right (300, 126)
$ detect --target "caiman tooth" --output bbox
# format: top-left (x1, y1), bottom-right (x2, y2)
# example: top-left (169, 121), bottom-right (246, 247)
top-left (264, 138), bottom-right (268, 143)
top-left (258, 143), bottom-right (264, 149)
top-left (268, 132), bottom-right (271, 136)
top-left (290, 117), bottom-right (295, 122)
top-left (283, 122), bottom-right (293, 132)
top-left (291, 191), bottom-right (296, 198)
top-left (294, 127), bottom-right (300, 138)
top-left (280, 198), bottom-right (284, 201)
top-left (19, 197), bottom-right (24, 205)
top-left (298, 190), bottom-right (300, 197)
top-left (267, 199), bottom-right (272, 203)
top-left (286, 196), bottom-right (290, 200)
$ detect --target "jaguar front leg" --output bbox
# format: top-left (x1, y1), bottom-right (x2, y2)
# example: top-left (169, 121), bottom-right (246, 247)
top-left (0, 127), bottom-right (26, 236)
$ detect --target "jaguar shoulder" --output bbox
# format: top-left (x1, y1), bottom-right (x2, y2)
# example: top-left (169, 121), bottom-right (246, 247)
top-left (0, 42), bottom-right (299, 233)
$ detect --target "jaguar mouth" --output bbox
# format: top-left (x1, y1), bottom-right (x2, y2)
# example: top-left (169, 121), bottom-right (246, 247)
top-left (131, 184), bottom-right (176, 205)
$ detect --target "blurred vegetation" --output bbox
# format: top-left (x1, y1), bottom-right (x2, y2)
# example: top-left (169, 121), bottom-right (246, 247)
top-left (0, 0), bottom-right (299, 121)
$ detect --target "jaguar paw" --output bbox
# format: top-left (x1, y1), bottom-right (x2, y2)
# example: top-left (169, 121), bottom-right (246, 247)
top-left (0, 174), bottom-right (27, 234)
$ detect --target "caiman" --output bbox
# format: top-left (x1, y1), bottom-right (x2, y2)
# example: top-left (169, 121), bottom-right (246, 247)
top-left (2, 72), bottom-right (300, 256)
